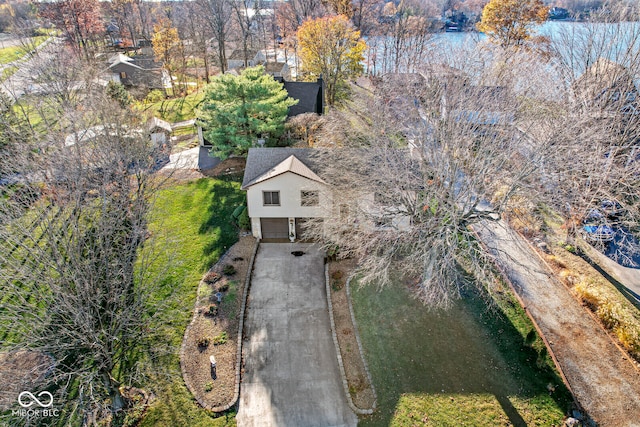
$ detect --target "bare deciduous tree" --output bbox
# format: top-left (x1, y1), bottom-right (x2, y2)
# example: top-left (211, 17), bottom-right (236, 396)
top-left (197, 0), bottom-right (232, 73)
top-left (306, 59), bottom-right (544, 307)
top-left (0, 75), bottom-right (169, 423)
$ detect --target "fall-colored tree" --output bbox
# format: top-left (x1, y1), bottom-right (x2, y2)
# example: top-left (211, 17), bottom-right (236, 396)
top-left (152, 18), bottom-right (180, 93)
top-left (108, 0), bottom-right (144, 48)
top-left (297, 15), bottom-right (366, 106)
top-left (196, 66), bottom-right (298, 159)
top-left (322, 0), bottom-right (353, 17)
top-left (477, 0), bottom-right (549, 49)
top-left (39, 0), bottom-right (103, 58)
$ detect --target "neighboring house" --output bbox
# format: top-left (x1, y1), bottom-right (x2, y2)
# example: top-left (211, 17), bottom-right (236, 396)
top-left (107, 53), bottom-right (169, 90)
top-left (446, 84), bottom-right (516, 127)
top-left (573, 58), bottom-right (640, 116)
top-left (264, 61), bottom-right (291, 81)
top-left (282, 78), bottom-right (324, 117)
top-left (227, 49), bottom-right (266, 70)
top-left (241, 148), bottom-right (329, 240)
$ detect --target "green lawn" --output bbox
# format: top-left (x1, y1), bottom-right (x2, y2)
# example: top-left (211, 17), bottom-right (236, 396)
top-left (1, 64), bottom-right (17, 81)
top-left (0, 36), bottom-right (49, 64)
top-left (139, 177), bottom-right (245, 427)
top-left (138, 90), bottom-right (206, 123)
top-left (352, 281), bottom-right (572, 426)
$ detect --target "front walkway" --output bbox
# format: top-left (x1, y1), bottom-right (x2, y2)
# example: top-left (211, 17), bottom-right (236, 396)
top-left (236, 243), bottom-right (357, 427)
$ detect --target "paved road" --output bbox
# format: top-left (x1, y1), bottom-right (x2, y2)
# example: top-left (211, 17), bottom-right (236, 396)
top-left (585, 244), bottom-right (640, 305)
top-left (1, 37), bottom-right (60, 99)
top-left (476, 220), bottom-right (640, 427)
top-left (237, 243), bottom-right (357, 427)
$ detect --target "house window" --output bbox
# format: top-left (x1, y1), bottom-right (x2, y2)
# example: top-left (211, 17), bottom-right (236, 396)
top-left (120, 71), bottom-right (127, 79)
top-left (301, 190), bottom-right (319, 207)
top-left (263, 191), bottom-right (280, 206)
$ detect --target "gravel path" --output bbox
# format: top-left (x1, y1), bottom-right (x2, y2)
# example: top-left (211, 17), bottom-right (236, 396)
top-left (476, 220), bottom-right (640, 427)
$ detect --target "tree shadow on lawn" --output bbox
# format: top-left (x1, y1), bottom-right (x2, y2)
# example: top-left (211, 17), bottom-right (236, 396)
top-left (197, 177), bottom-right (245, 270)
top-left (352, 282), bottom-right (573, 427)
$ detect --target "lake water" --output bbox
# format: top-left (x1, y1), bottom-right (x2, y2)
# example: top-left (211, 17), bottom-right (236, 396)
top-left (366, 21), bottom-right (640, 75)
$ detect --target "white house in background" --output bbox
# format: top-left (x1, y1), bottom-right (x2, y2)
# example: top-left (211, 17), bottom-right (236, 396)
top-left (226, 49), bottom-right (267, 70)
top-left (241, 148), bottom-right (330, 240)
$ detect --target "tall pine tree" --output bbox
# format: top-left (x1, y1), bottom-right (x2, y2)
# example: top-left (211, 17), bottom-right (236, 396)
top-left (197, 66), bottom-right (297, 159)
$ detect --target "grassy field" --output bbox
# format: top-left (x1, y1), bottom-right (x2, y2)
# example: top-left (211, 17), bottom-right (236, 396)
top-left (352, 281), bottom-right (572, 426)
top-left (0, 36), bottom-right (49, 64)
top-left (138, 177), bottom-right (244, 427)
top-left (138, 90), bottom-right (206, 123)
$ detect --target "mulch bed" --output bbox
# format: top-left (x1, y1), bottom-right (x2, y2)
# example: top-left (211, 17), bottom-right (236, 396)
top-left (201, 157), bottom-right (246, 178)
top-left (328, 260), bottom-right (376, 410)
top-left (181, 235), bottom-right (255, 409)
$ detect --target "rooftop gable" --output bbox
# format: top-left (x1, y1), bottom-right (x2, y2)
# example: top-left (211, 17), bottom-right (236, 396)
top-left (241, 148), bottom-right (322, 189)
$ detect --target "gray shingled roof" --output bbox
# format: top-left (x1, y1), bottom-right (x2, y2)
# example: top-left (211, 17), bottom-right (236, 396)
top-left (241, 148), bottom-right (319, 189)
top-left (283, 81), bottom-right (321, 116)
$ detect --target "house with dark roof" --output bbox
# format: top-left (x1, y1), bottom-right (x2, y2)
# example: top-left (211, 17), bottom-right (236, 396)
top-left (107, 53), bottom-right (169, 90)
top-left (241, 148), bottom-right (329, 240)
top-left (281, 78), bottom-right (324, 117)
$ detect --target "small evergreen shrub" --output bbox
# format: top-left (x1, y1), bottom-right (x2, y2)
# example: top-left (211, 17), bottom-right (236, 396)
top-left (204, 271), bottom-right (220, 284)
top-left (223, 264), bottom-right (236, 276)
top-left (212, 331), bottom-right (228, 345)
top-left (197, 336), bottom-right (210, 348)
top-left (205, 305), bottom-right (218, 317)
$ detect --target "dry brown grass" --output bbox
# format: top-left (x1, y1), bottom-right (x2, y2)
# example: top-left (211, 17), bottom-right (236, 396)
top-left (538, 210), bottom-right (640, 363)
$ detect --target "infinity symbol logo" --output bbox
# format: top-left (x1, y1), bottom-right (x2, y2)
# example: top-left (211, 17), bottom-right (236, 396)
top-left (18, 391), bottom-right (54, 408)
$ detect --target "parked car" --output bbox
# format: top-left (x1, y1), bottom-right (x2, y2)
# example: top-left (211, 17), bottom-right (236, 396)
top-left (582, 223), bottom-right (615, 242)
top-left (600, 199), bottom-right (624, 218)
top-left (582, 209), bottom-right (615, 242)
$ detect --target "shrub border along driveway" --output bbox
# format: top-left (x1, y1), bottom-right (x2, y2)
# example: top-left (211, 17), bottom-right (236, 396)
top-left (180, 238), bottom-right (260, 412)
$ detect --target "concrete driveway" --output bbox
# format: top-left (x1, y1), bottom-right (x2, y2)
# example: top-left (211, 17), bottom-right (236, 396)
top-left (237, 243), bottom-right (357, 427)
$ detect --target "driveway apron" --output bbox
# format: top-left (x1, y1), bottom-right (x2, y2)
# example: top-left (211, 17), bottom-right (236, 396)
top-left (237, 243), bottom-right (357, 427)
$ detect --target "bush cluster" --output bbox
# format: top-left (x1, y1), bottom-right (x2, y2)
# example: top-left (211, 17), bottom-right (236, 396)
top-left (574, 281), bottom-right (640, 360)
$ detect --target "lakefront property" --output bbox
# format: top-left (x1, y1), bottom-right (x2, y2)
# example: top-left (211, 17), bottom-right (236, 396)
top-left (2, 1), bottom-right (640, 426)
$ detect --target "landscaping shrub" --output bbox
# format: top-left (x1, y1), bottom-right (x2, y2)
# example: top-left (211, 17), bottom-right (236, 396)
top-left (331, 280), bottom-right (344, 292)
top-left (597, 301), bottom-right (623, 330)
top-left (237, 206), bottom-right (250, 230)
top-left (223, 264), bottom-right (236, 276)
top-left (212, 331), bottom-right (228, 346)
top-left (574, 280), bottom-right (640, 361)
top-left (205, 305), bottom-right (218, 317)
top-left (326, 245), bottom-right (340, 261)
top-left (331, 270), bottom-right (344, 281)
top-left (547, 255), bottom-right (567, 269)
top-left (203, 271), bottom-right (220, 284)
top-left (197, 336), bottom-right (210, 348)
top-left (204, 381), bottom-right (213, 392)
top-left (216, 282), bottom-right (229, 293)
